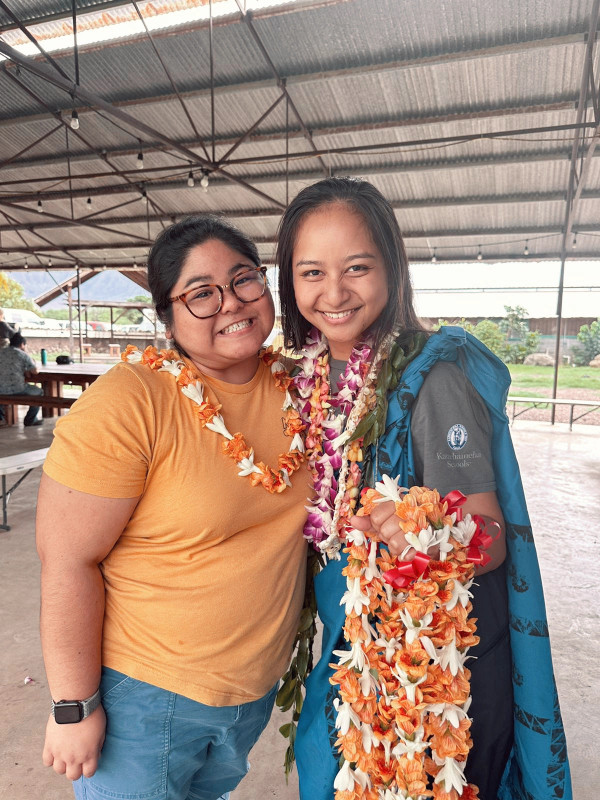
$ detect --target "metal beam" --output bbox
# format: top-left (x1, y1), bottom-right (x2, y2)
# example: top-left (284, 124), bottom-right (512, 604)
top-left (0, 40), bottom-right (285, 210)
top-left (552, 0), bottom-right (600, 416)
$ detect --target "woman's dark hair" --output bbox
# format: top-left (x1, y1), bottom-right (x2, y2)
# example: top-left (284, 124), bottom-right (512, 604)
top-left (276, 177), bottom-right (425, 351)
top-left (10, 332), bottom-right (25, 348)
top-left (147, 215), bottom-right (261, 329)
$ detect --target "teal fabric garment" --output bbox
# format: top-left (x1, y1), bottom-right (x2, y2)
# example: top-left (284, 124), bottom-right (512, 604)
top-left (295, 326), bottom-right (571, 800)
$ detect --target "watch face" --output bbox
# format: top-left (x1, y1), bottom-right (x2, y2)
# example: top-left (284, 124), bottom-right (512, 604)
top-left (54, 702), bottom-right (83, 724)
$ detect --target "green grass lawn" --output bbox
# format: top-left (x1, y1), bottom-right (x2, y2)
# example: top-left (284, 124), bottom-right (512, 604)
top-left (508, 364), bottom-right (600, 392)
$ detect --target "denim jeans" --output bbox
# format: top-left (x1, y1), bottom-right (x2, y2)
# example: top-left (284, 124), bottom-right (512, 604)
top-left (73, 667), bottom-right (278, 800)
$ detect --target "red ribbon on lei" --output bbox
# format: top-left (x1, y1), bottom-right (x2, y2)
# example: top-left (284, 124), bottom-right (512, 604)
top-left (442, 489), bottom-right (467, 522)
top-left (383, 552), bottom-right (431, 590)
top-left (466, 514), bottom-right (502, 566)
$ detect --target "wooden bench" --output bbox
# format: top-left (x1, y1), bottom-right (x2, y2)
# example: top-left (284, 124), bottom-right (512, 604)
top-left (507, 396), bottom-right (600, 431)
top-left (0, 447), bottom-right (48, 531)
top-left (0, 394), bottom-right (75, 426)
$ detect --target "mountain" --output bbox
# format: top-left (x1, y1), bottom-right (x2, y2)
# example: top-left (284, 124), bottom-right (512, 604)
top-left (12, 270), bottom-right (146, 309)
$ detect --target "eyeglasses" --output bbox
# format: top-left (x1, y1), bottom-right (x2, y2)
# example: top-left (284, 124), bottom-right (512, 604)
top-left (169, 267), bottom-right (268, 319)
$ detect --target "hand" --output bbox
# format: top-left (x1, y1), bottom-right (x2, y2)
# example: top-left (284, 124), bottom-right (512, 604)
top-left (42, 704), bottom-right (106, 781)
top-left (351, 501), bottom-right (412, 559)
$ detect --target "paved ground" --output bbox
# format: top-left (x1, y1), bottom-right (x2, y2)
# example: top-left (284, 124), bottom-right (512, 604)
top-left (0, 416), bottom-right (598, 800)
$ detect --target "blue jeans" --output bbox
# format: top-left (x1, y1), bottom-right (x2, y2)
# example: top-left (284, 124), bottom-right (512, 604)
top-left (73, 667), bottom-right (278, 800)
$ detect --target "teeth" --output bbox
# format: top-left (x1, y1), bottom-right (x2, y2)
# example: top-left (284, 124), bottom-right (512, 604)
top-left (322, 309), bottom-right (355, 319)
top-left (221, 319), bottom-right (252, 334)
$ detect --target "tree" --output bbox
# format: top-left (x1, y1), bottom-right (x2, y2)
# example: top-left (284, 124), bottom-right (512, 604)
top-left (498, 305), bottom-right (540, 363)
top-left (572, 318), bottom-right (600, 366)
top-left (0, 272), bottom-right (39, 313)
top-left (123, 295), bottom-right (152, 325)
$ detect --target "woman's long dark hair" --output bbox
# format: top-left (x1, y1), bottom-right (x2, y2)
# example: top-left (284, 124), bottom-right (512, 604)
top-left (276, 177), bottom-right (425, 352)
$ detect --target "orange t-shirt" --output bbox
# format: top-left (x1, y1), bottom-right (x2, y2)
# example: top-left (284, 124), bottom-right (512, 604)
top-left (44, 358), bottom-right (309, 705)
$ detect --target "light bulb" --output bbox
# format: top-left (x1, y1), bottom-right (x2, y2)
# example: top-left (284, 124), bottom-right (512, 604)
top-left (477, 249), bottom-right (483, 261)
top-left (48, 257), bottom-right (52, 267)
top-left (431, 249), bottom-right (437, 263)
top-left (133, 260), bottom-right (138, 269)
top-left (524, 241), bottom-right (529, 256)
top-left (86, 197), bottom-right (92, 208)
top-left (200, 172), bottom-right (209, 192)
top-left (187, 170), bottom-right (195, 188)
top-left (572, 234), bottom-right (577, 250)
top-left (24, 258), bottom-right (29, 269)
top-left (70, 109), bottom-right (80, 130)
top-left (141, 190), bottom-right (148, 204)
top-left (136, 150), bottom-right (144, 169)
top-left (37, 199), bottom-right (43, 213)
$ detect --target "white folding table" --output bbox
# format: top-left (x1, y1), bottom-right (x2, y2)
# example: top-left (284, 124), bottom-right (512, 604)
top-left (0, 448), bottom-right (48, 531)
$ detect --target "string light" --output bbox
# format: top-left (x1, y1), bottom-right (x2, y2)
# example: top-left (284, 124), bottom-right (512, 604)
top-left (431, 248), bottom-right (437, 263)
top-left (136, 143), bottom-right (144, 170)
top-left (200, 171), bottom-right (209, 192)
top-left (477, 246), bottom-right (483, 261)
top-left (48, 257), bottom-right (52, 267)
top-left (70, 109), bottom-right (80, 130)
top-left (524, 240), bottom-right (529, 256)
top-left (86, 196), bottom-right (92, 208)
top-left (133, 259), bottom-right (138, 269)
top-left (572, 233), bottom-right (577, 250)
top-left (141, 190), bottom-right (148, 204)
top-left (24, 258), bottom-right (29, 269)
top-left (187, 170), bottom-right (195, 188)
top-left (37, 199), bottom-right (43, 213)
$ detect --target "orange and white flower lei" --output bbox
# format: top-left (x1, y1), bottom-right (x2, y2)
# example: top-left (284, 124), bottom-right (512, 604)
top-left (122, 344), bottom-right (305, 494)
top-left (331, 478), bottom-right (485, 800)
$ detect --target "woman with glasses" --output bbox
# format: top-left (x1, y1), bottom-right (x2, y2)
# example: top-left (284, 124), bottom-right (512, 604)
top-left (36, 216), bottom-right (309, 800)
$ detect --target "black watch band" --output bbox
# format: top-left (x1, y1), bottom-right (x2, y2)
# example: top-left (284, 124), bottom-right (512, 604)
top-left (52, 688), bottom-right (101, 724)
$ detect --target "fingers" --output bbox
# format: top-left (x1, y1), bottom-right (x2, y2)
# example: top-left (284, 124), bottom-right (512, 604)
top-left (349, 514), bottom-right (371, 530)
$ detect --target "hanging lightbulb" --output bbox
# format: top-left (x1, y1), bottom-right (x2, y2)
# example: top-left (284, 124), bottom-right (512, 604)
top-left (187, 170), bottom-right (195, 188)
top-left (102, 262), bottom-right (107, 270)
top-left (86, 196), bottom-right (92, 208)
top-left (48, 257), bottom-right (52, 267)
top-left (70, 109), bottom-right (80, 130)
top-left (141, 190), bottom-right (148, 205)
top-left (477, 247), bottom-right (483, 261)
top-left (133, 259), bottom-right (138, 269)
top-left (524, 241), bottom-right (529, 257)
top-left (431, 248), bottom-right (437, 263)
top-left (572, 233), bottom-right (577, 250)
top-left (24, 258), bottom-right (29, 269)
top-left (136, 147), bottom-right (144, 170)
top-left (37, 199), bottom-right (43, 213)
top-left (200, 171), bottom-right (209, 192)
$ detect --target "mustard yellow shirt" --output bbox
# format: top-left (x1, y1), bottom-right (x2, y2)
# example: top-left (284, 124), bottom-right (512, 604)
top-left (44, 358), bottom-right (309, 705)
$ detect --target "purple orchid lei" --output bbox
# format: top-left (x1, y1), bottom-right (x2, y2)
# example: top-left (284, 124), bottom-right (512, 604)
top-left (291, 327), bottom-right (375, 557)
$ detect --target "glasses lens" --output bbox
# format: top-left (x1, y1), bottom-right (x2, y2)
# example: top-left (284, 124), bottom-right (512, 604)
top-left (232, 269), bottom-right (265, 302)
top-left (185, 285), bottom-right (221, 318)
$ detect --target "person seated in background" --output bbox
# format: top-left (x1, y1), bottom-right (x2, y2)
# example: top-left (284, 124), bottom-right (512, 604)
top-left (0, 307), bottom-right (17, 345)
top-left (0, 331), bottom-right (43, 427)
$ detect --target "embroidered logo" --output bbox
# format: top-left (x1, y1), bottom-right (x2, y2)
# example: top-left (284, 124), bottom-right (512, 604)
top-left (447, 423), bottom-right (468, 451)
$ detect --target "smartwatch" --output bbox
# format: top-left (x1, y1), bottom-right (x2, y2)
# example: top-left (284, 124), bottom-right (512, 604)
top-left (52, 688), bottom-right (101, 724)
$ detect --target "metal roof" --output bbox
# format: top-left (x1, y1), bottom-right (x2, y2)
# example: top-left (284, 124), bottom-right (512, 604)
top-left (1, 0), bottom-right (600, 296)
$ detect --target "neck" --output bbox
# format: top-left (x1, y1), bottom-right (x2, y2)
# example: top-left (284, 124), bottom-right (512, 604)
top-left (189, 355), bottom-right (260, 385)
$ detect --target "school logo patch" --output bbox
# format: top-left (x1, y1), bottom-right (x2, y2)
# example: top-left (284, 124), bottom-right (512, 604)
top-left (447, 423), bottom-right (468, 451)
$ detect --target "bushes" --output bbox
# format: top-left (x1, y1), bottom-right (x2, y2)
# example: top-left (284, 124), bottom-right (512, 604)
top-left (572, 318), bottom-right (600, 366)
top-left (435, 306), bottom-right (539, 364)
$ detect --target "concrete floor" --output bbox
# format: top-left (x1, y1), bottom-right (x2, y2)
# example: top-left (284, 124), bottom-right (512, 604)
top-left (0, 417), bottom-right (598, 800)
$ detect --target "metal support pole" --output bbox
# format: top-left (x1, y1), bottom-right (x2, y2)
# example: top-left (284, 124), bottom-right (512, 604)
top-left (67, 283), bottom-right (74, 358)
top-left (77, 265), bottom-right (84, 362)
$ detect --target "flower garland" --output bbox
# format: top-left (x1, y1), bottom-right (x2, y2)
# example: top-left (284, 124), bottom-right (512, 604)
top-left (330, 480), bottom-right (498, 800)
top-left (291, 328), bottom-right (394, 560)
top-left (122, 344), bottom-right (305, 494)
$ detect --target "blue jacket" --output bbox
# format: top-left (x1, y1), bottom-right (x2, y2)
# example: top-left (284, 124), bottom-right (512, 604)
top-left (295, 326), bottom-right (571, 800)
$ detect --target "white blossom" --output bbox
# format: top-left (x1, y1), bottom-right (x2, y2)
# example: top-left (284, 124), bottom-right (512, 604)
top-left (333, 640), bottom-right (366, 672)
top-left (237, 454), bottom-right (263, 477)
top-left (438, 635), bottom-right (470, 677)
top-left (180, 380), bottom-right (205, 405)
top-left (364, 540), bottom-right (380, 581)
top-left (124, 349), bottom-right (142, 363)
top-left (434, 757), bottom-right (468, 793)
top-left (341, 577), bottom-right (371, 615)
top-left (333, 698), bottom-right (360, 735)
top-left (290, 433), bottom-right (305, 453)
top-left (373, 474), bottom-right (407, 504)
top-left (333, 760), bottom-right (355, 792)
top-left (399, 609), bottom-right (433, 645)
top-left (205, 414), bottom-right (233, 439)
top-left (392, 726), bottom-right (429, 761)
top-left (446, 576), bottom-right (474, 611)
top-left (401, 525), bottom-right (440, 557)
top-left (427, 698), bottom-right (472, 728)
top-left (159, 358), bottom-right (183, 376)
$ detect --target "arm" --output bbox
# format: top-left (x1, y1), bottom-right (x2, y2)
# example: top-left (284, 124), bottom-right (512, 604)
top-left (351, 489), bottom-right (505, 575)
top-left (36, 473), bottom-right (140, 781)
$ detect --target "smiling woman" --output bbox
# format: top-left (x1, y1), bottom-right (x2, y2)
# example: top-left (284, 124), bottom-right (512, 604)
top-left (36, 215), bottom-right (309, 800)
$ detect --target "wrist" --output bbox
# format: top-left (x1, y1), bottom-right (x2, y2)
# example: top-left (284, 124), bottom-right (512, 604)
top-left (52, 688), bottom-right (101, 724)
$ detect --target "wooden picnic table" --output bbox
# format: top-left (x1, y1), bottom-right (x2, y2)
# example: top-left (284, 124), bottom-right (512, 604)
top-left (36, 363), bottom-right (114, 417)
